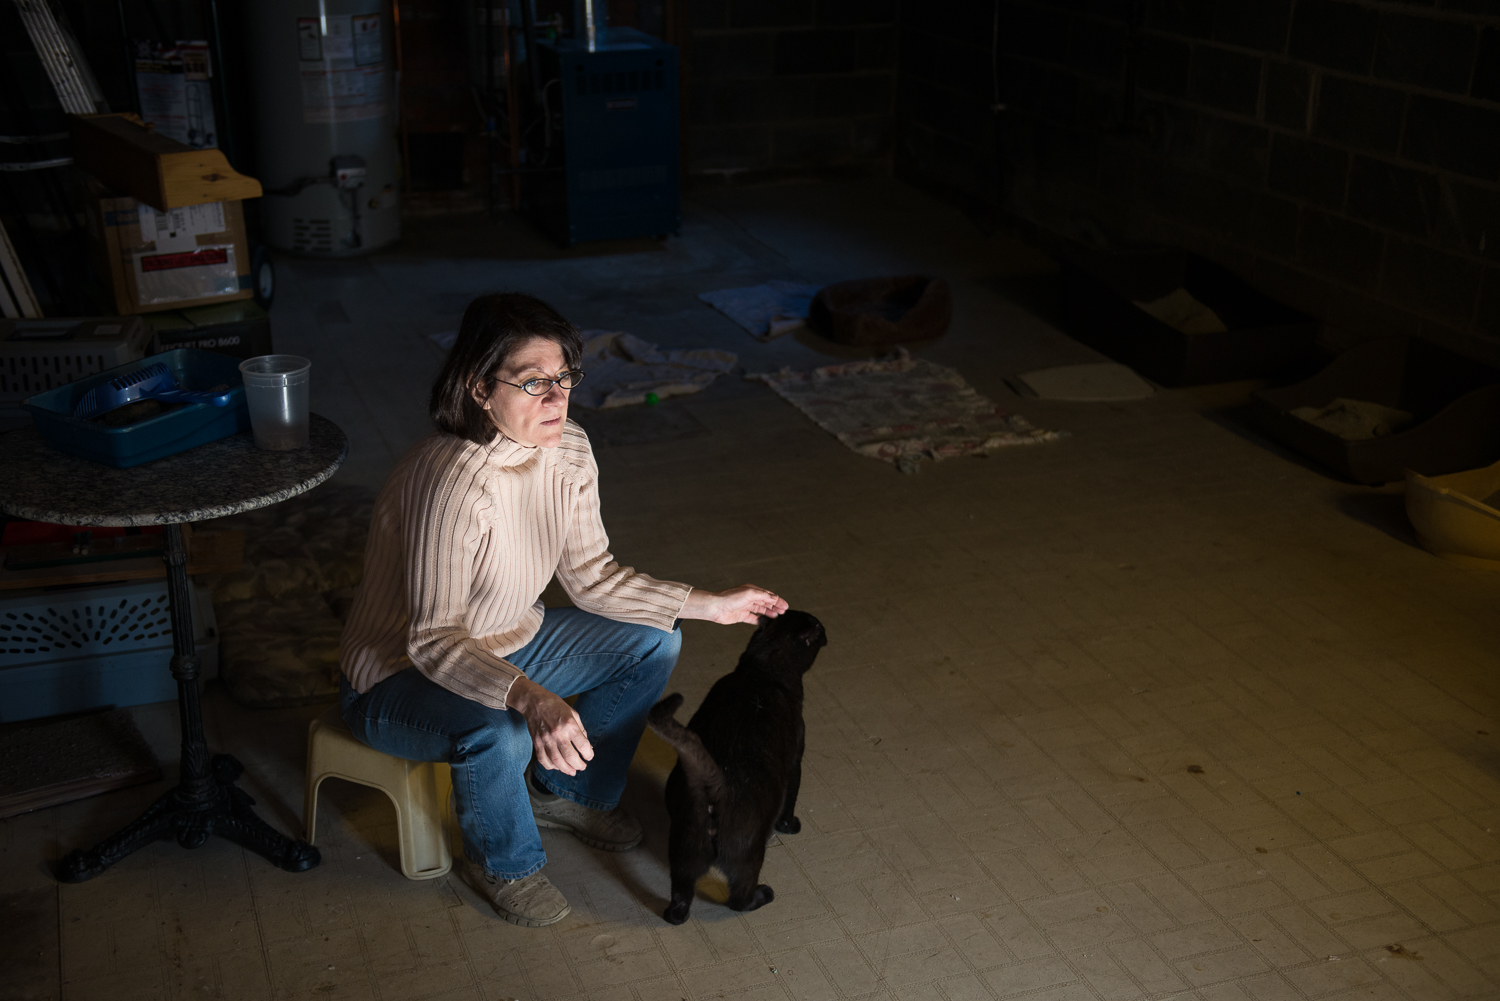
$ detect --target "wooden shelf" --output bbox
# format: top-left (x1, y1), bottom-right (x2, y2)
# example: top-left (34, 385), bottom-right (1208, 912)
top-left (67, 113), bottom-right (263, 211)
top-left (0, 528), bottom-right (243, 591)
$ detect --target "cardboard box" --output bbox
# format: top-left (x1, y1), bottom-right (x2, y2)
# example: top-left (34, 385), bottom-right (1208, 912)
top-left (145, 300), bottom-right (274, 360)
top-left (85, 179), bottom-right (253, 315)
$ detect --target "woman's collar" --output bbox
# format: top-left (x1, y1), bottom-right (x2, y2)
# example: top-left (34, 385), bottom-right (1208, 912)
top-left (485, 431), bottom-right (540, 468)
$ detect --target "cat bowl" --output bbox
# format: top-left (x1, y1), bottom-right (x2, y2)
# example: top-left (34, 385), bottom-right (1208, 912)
top-left (1405, 458), bottom-right (1500, 571)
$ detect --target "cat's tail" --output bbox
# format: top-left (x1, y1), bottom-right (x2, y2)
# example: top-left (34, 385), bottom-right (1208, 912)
top-left (648, 694), bottom-right (727, 813)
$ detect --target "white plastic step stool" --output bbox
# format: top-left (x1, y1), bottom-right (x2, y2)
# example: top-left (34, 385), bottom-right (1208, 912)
top-left (304, 705), bottom-right (453, 880)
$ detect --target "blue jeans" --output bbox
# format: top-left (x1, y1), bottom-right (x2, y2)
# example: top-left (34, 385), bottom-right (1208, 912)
top-left (339, 607), bottom-right (682, 879)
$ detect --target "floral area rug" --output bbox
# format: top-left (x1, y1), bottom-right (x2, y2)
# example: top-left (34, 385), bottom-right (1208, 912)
top-left (200, 485), bottom-right (375, 707)
top-left (749, 349), bottom-right (1067, 473)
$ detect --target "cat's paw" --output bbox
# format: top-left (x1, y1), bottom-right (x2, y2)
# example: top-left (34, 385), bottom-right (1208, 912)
top-left (775, 816), bottom-right (801, 835)
top-left (662, 900), bottom-right (692, 925)
top-left (733, 884), bottom-right (775, 912)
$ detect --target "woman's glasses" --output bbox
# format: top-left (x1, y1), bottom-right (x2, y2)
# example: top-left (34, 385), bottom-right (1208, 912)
top-left (492, 370), bottom-right (586, 396)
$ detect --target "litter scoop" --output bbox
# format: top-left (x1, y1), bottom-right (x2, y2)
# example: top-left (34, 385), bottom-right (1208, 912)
top-left (72, 362), bottom-right (233, 419)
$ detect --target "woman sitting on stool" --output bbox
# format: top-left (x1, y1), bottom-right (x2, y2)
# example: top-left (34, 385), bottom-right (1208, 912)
top-left (338, 292), bottom-right (785, 926)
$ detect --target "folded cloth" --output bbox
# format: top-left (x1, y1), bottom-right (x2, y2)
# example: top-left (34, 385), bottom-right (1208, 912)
top-left (698, 280), bottom-right (821, 341)
top-left (1132, 287), bottom-right (1228, 335)
top-left (573, 331), bottom-right (737, 409)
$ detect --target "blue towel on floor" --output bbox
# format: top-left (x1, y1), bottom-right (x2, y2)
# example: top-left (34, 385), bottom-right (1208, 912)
top-left (698, 280), bottom-right (821, 340)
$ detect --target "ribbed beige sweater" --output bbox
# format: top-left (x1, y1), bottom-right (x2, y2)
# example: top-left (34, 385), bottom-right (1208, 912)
top-left (339, 421), bottom-right (692, 708)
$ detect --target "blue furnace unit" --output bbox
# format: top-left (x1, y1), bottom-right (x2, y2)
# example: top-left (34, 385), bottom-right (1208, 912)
top-left (527, 28), bottom-right (680, 246)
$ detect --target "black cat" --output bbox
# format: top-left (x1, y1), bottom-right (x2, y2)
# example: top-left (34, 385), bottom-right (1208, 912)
top-left (647, 610), bottom-right (827, 925)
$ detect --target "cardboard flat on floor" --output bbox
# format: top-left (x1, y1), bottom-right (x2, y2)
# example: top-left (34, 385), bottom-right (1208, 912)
top-left (1013, 362), bottom-right (1156, 401)
top-left (0, 709), bottom-right (160, 819)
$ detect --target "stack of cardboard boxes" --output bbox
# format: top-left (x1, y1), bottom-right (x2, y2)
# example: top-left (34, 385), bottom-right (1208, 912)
top-left (73, 113), bottom-right (272, 359)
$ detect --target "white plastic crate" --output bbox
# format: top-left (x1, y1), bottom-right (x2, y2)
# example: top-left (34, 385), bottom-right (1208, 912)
top-left (0, 316), bottom-right (151, 406)
top-left (0, 578), bottom-right (218, 722)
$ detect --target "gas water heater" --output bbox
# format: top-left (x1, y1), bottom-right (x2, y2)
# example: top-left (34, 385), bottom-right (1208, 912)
top-left (244, 0), bottom-right (400, 255)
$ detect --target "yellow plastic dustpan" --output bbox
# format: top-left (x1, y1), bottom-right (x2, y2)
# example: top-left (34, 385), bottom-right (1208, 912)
top-left (1404, 458), bottom-right (1500, 571)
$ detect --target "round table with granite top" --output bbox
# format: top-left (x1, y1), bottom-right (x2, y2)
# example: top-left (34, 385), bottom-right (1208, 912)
top-left (0, 414), bottom-right (347, 883)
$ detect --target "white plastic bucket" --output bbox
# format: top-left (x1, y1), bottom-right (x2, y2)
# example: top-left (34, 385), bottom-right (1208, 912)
top-left (238, 355), bottom-right (311, 450)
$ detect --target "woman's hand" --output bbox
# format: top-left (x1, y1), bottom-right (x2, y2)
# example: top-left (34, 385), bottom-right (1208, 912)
top-left (505, 676), bottom-right (594, 776)
top-left (680, 585), bottom-right (788, 626)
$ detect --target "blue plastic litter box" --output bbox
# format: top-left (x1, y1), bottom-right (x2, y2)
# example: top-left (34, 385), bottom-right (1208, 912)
top-left (22, 348), bottom-right (250, 468)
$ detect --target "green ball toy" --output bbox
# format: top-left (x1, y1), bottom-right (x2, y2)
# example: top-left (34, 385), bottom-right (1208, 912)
top-left (644, 392), bottom-right (659, 406)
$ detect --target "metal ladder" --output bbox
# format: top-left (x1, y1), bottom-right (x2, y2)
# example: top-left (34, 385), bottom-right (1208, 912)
top-left (11, 0), bottom-right (106, 115)
top-left (0, 219), bottom-right (41, 318)
top-left (2, 0), bottom-right (111, 316)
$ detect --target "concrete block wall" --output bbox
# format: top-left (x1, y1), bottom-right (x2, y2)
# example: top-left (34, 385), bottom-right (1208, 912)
top-left (687, 0), bottom-right (898, 177)
top-left (897, 0), bottom-right (1500, 362)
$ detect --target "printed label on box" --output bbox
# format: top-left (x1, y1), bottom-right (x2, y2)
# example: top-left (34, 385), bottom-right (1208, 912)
top-left (133, 245), bottom-right (238, 305)
top-left (137, 202), bottom-right (227, 253)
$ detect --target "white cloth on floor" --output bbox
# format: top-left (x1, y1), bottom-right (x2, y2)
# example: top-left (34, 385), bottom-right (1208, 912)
top-left (573, 331), bottom-right (736, 409)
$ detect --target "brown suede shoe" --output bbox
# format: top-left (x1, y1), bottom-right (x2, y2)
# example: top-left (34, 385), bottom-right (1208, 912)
top-left (529, 781), bottom-right (643, 851)
top-left (457, 858), bottom-right (570, 927)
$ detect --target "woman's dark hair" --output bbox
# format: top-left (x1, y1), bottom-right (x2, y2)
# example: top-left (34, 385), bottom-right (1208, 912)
top-left (429, 293), bottom-right (584, 444)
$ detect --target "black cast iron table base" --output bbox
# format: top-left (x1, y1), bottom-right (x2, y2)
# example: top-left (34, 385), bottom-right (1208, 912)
top-left (55, 525), bottom-right (320, 882)
top-left (57, 754), bottom-right (319, 881)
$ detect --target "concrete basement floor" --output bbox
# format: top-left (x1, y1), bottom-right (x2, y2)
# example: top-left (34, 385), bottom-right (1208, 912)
top-left (5, 177), bottom-right (1500, 1001)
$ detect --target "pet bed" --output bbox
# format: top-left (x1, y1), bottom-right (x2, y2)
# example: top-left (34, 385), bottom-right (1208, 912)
top-left (1405, 459), bottom-right (1500, 571)
top-left (808, 275), bottom-right (951, 347)
top-left (749, 349), bottom-right (1065, 473)
top-left (1060, 246), bottom-right (1320, 386)
top-left (1251, 337), bottom-right (1500, 484)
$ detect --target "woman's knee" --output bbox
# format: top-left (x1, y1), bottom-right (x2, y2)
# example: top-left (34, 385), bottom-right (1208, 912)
top-left (643, 625), bottom-right (683, 681)
top-left (453, 707), bottom-right (532, 767)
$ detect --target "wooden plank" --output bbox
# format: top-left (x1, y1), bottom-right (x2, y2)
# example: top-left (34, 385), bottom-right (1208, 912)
top-left (67, 113), bottom-right (263, 211)
top-left (0, 768), bottom-right (162, 820)
top-left (0, 529), bottom-right (243, 590)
